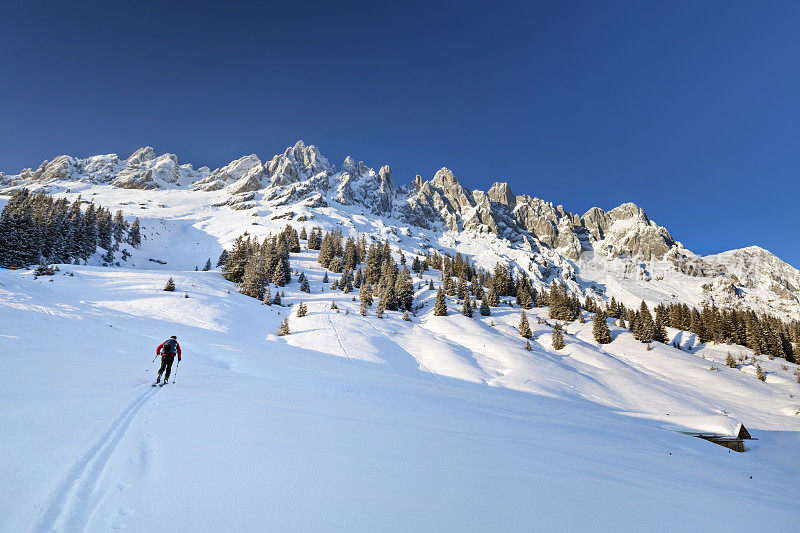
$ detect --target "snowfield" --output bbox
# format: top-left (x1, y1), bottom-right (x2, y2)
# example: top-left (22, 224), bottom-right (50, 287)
top-left (1, 177), bottom-right (800, 531)
top-left (2, 261), bottom-right (799, 531)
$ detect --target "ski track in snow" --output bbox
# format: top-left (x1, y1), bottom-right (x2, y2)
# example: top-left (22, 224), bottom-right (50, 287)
top-left (359, 316), bottom-right (444, 386)
top-left (325, 308), bottom-right (354, 364)
top-left (34, 388), bottom-right (157, 533)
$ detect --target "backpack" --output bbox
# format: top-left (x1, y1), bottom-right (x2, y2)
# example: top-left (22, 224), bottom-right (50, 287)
top-left (163, 338), bottom-right (178, 355)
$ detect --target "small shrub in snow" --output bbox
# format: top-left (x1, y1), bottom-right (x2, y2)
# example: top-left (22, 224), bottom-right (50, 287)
top-left (402, 310), bottom-right (411, 321)
top-left (330, 300), bottom-right (338, 310)
top-left (525, 340), bottom-right (531, 351)
top-left (297, 302), bottom-right (307, 317)
top-left (34, 264), bottom-right (56, 277)
top-left (756, 364), bottom-right (766, 382)
top-left (164, 277), bottom-right (176, 291)
top-left (184, 293), bottom-right (189, 298)
top-left (726, 353), bottom-right (737, 368)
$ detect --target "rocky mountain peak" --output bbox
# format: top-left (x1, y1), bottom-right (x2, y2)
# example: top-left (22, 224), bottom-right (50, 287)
top-left (126, 147), bottom-right (156, 166)
top-left (487, 181), bottom-right (516, 209)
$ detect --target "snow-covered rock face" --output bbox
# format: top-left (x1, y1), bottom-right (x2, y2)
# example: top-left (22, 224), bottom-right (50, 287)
top-left (333, 157), bottom-right (394, 215)
top-left (704, 246), bottom-right (800, 314)
top-left (581, 202), bottom-right (676, 261)
top-left (194, 154), bottom-right (264, 192)
top-left (2, 141), bottom-right (799, 319)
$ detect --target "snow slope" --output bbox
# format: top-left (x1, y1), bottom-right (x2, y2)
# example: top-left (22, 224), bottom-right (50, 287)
top-left (2, 147), bottom-right (800, 530)
top-left (2, 256), bottom-right (800, 531)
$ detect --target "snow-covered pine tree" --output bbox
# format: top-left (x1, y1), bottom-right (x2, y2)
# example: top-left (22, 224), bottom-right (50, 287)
top-left (164, 277), bottom-right (176, 291)
top-left (519, 311), bottom-right (532, 338)
top-left (263, 285), bottom-right (272, 305)
top-left (112, 210), bottom-right (127, 243)
top-left (127, 218), bottom-right (141, 247)
top-left (634, 301), bottom-right (655, 343)
top-left (433, 288), bottom-right (447, 316)
top-left (552, 323), bottom-right (565, 350)
top-left (217, 249), bottom-right (229, 267)
top-left (203, 258), bottom-right (212, 271)
top-left (240, 256), bottom-right (268, 300)
top-left (462, 297), bottom-right (473, 317)
top-left (300, 277), bottom-right (310, 293)
top-left (653, 314), bottom-right (668, 344)
top-left (593, 309), bottom-right (613, 344)
top-left (394, 266), bottom-right (414, 311)
top-left (360, 299), bottom-right (368, 316)
top-left (277, 318), bottom-right (290, 336)
top-left (480, 299), bottom-right (491, 316)
top-left (297, 301), bottom-right (307, 317)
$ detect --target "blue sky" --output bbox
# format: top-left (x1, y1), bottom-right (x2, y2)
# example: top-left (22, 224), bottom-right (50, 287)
top-left (1, 1), bottom-right (798, 266)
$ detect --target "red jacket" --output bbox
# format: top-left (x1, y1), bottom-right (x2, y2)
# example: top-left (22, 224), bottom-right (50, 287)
top-left (157, 340), bottom-right (182, 359)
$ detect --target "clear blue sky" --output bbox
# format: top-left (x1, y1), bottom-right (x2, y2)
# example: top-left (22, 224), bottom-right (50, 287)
top-left (1, 1), bottom-right (798, 266)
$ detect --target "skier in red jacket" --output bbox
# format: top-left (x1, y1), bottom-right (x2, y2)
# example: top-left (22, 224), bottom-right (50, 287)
top-left (155, 335), bottom-right (181, 384)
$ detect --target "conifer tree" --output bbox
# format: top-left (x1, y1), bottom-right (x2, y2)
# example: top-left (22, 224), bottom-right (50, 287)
top-left (240, 256), bottom-right (268, 300)
top-left (297, 301), bottom-right (307, 317)
top-left (277, 318), bottom-right (290, 336)
top-left (725, 353), bottom-right (737, 368)
top-left (593, 309), bottom-right (613, 344)
top-left (479, 299), bottom-right (491, 316)
top-left (433, 288), bottom-right (448, 316)
top-left (462, 297), bottom-right (473, 318)
top-left (519, 311), bottom-right (532, 338)
top-left (360, 299), bottom-right (368, 316)
top-left (300, 277), bottom-right (310, 293)
top-left (127, 218), bottom-right (141, 247)
top-left (756, 364), bottom-right (765, 381)
top-left (394, 266), bottom-right (414, 311)
top-left (375, 299), bottom-right (384, 318)
top-left (634, 301), bottom-right (655, 343)
top-left (525, 340), bottom-right (532, 351)
top-left (299, 227), bottom-right (307, 241)
top-left (272, 292), bottom-right (282, 306)
top-left (217, 249), bottom-right (229, 267)
top-left (552, 323), bottom-right (565, 350)
top-left (202, 258), bottom-right (212, 271)
top-left (653, 314), bottom-right (668, 344)
top-left (164, 277), bottom-right (176, 292)
top-left (263, 285), bottom-right (272, 305)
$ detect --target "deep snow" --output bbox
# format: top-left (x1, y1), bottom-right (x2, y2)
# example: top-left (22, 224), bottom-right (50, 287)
top-left (1, 182), bottom-right (800, 531)
top-left (2, 260), bottom-right (799, 531)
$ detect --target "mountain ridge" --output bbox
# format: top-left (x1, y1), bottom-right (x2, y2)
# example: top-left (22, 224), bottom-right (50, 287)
top-left (2, 140), bottom-right (799, 320)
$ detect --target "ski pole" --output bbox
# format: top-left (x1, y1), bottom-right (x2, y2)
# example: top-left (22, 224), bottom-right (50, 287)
top-left (139, 354), bottom-right (159, 382)
top-left (171, 359), bottom-right (180, 384)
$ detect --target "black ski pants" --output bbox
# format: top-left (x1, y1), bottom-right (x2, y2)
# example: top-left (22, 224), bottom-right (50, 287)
top-left (158, 355), bottom-right (176, 380)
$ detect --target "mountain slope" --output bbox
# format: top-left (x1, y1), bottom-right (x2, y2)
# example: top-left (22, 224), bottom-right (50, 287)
top-left (3, 141), bottom-right (799, 320)
top-left (1, 261), bottom-right (799, 531)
